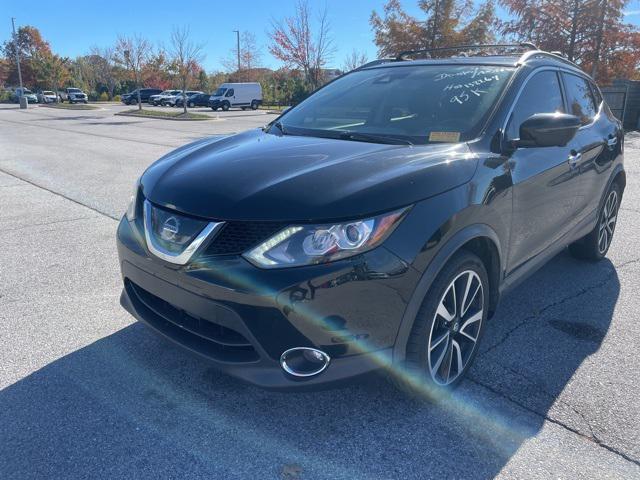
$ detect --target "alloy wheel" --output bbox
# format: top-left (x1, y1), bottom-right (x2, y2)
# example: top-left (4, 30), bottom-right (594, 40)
top-left (598, 189), bottom-right (618, 254)
top-left (427, 270), bottom-right (484, 385)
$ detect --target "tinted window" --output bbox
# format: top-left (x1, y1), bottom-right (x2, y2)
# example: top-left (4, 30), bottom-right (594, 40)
top-left (507, 70), bottom-right (564, 139)
top-left (279, 65), bottom-right (514, 144)
top-left (590, 81), bottom-right (603, 107)
top-left (226, 89), bottom-right (234, 97)
top-left (563, 73), bottom-right (597, 125)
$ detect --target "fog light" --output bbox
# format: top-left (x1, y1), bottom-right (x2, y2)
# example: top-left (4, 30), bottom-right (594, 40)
top-left (280, 347), bottom-right (331, 377)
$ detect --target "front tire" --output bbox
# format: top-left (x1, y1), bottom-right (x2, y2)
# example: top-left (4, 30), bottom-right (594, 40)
top-left (222, 101), bottom-right (230, 111)
top-left (569, 182), bottom-right (621, 261)
top-left (395, 251), bottom-right (489, 395)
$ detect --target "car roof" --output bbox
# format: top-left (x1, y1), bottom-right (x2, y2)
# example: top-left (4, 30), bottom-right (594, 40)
top-left (358, 48), bottom-right (588, 78)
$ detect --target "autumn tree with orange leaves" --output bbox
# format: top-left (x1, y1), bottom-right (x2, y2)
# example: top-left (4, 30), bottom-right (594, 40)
top-left (370, 0), bottom-right (498, 57)
top-left (500, 0), bottom-right (640, 83)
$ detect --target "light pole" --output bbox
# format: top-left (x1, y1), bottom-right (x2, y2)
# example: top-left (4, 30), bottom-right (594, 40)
top-left (11, 18), bottom-right (25, 108)
top-left (233, 30), bottom-right (240, 79)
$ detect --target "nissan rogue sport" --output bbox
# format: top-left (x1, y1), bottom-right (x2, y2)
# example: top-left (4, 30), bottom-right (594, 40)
top-left (116, 44), bottom-right (624, 392)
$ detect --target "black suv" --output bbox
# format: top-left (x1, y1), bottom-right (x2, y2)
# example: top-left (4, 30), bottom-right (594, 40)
top-left (121, 88), bottom-right (162, 105)
top-left (117, 45), bottom-right (624, 392)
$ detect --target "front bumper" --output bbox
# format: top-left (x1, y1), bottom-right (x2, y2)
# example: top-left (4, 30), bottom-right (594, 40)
top-left (117, 216), bottom-right (418, 389)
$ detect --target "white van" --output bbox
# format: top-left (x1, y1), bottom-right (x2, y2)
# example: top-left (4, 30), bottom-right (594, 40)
top-left (209, 83), bottom-right (262, 111)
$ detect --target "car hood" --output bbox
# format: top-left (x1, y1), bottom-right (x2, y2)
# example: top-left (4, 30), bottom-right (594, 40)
top-left (141, 129), bottom-right (477, 222)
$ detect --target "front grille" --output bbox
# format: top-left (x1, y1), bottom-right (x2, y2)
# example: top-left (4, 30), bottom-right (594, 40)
top-left (203, 221), bottom-right (288, 256)
top-left (127, 280), bottom-right (259, 363)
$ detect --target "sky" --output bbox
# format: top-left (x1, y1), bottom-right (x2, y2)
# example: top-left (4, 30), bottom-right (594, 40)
top-left (3, 0), bottom-right (640, 72)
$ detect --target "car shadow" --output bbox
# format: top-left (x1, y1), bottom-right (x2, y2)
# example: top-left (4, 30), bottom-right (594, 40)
top-left (0, 251), bottom-right (619, 479)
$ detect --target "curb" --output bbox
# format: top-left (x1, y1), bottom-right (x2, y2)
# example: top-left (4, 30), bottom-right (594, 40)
top-left (114, 112), bottom-right (214, 121)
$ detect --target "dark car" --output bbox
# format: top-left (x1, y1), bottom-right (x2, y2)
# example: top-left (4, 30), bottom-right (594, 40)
top-left (172, 91), bottom-right (204, 108)
top-left (117, 44), bottom-right (624, 392)
top-left (176, 92), bottom-right (211, 108)
top-left (121, 88), bottom-right (163, 105)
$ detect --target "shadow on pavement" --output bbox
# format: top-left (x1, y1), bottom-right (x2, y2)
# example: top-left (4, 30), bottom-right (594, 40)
top-left (0, 252), bottom-right (619, 479)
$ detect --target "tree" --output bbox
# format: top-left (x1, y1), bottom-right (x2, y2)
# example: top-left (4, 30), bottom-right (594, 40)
top-left (500, 0), bottom-right (640, 83)
top-left (169, 27), bottom-right (204, 114)
top-left (268, 0), bottom-right (334, 89)
top-left (342, 49), bottom-right (368, 72)
top-left (89, 47), bottom-right (119, 100)
top-left (370, 0), bottom-right (498, 57)
top-left (1, 25), bottom-right (52, 87)
top-left (197, 69), bottom-right (209, 91)
top-left (114, 35), bottom-right (151, 110)
top-left (143, 48), bottom-right (174, 91)
top-left (40, 54), bottom-right (70, 101)
top-left (223, 31), bottom-right (263, 81)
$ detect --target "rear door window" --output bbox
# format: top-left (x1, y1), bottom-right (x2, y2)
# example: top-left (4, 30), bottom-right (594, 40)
top-left (507, 70), bottom-right (564, 139)
top-left (562, 73), bottom-right (597, 125)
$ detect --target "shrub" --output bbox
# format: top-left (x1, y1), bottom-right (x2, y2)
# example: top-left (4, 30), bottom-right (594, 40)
top-left (0, 90), bottom-right (13, 103)
top-left (114, 95), bottom-right (121, 102)
top-left (99, 92), bottom-right (109, 102)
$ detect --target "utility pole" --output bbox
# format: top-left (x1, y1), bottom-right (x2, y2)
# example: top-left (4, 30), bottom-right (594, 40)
top-left (233, 30), bottom-right (241, 79)
top-left (11, 18), bottom-right (24, 95)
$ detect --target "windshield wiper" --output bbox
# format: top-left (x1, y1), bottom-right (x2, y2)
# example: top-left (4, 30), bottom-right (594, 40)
top-left (271, 121), bottom-right (287, 135)
top-left (337, 131), bottom-right (412, 146)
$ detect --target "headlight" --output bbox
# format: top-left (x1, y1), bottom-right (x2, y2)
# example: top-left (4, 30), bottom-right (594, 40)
top-left (243, 207), bottom-right (410, 268)
top-left (125, 181), bottom-right (140, 221)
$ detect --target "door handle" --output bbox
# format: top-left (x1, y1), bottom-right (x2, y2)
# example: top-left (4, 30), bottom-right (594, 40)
top-left (568, 151), bottom-right (582, 168)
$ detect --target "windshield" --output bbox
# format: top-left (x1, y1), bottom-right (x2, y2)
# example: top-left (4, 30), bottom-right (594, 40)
top-left (275, 65), bottom-right (514, 144)
top-left (68, 88), bottom-right (81, 93)
top-left (212, 88), bottom-right (227, 97)
top-left (43, 91), bottom-right (54, 95)
top-left (23, 89), bottom-right (33, 94)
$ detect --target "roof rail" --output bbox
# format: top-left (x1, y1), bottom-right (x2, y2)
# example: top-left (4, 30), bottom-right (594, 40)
top-left (517, 49), bottom-right (579, 68)
top-left (396, 43), bottom-right (537, 60)
top-left (353, 58), bottom-right (399, 71)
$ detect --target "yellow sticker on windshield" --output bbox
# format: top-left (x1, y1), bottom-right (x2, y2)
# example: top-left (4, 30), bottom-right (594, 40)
top-left (429, 131), bottom-right (461, 143)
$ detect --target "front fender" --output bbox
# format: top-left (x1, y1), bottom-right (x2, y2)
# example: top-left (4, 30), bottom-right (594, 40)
top-left (392, 223), bottom-right (503, 363)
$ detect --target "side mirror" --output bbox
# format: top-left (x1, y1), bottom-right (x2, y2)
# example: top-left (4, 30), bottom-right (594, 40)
top-left (516, 113), bottom-right (581, 148)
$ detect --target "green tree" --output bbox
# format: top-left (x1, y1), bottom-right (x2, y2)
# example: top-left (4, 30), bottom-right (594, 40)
top-left (197, 69), bottom-right (209, 91)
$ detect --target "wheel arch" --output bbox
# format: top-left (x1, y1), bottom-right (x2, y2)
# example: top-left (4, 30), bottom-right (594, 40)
top-left (611, 165), bottom-right (626, 192)
top-left (393, 224), bottom-right (503, 363)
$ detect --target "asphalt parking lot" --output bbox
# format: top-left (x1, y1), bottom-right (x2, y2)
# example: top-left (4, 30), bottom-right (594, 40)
top-left (1, 103), bottom-right (639, 479)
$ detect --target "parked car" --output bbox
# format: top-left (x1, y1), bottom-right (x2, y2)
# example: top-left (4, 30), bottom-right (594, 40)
top-left (37, 90), bottom-right (59, 103)
top-left (175, 91), bottom-right (206, 108)
top-left (121, 88), bottom-right (163, 105)
top-left (164, 91), bottom-right (202, 107)
top-left (61, 88), bottom-right (88, 104)
top-left (12, 87), bottom-right (38, 103)
top-left (184, 92), bottom-right (213, 108)
top-left (117, 45), bottom-right (624, 392)
top-left (209, 82), bottom-right (262, 111)
top-left (149, 90), bottom-right (180, 106)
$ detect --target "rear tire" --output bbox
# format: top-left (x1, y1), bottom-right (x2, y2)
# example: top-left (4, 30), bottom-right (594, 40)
top-left (569, 182), bottom-right (621, 261)
top-left (393, 251), bottom-right (489, 397)
top-left (251, 100), bottom-right (259, 110)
